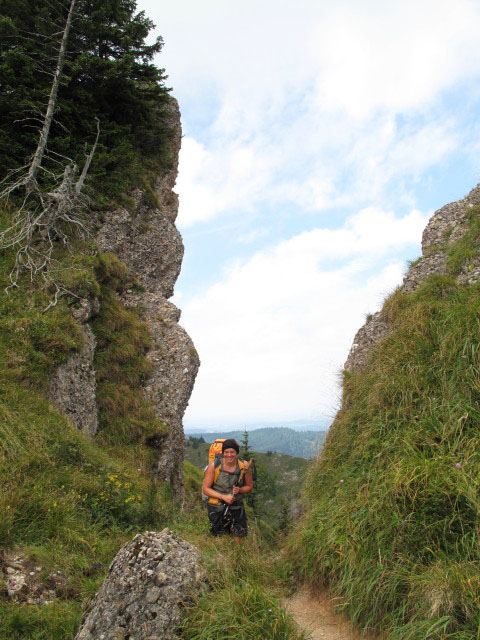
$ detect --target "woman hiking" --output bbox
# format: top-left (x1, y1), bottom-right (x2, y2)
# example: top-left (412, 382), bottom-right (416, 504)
top-left (202, 439), bottom-right (253, 539)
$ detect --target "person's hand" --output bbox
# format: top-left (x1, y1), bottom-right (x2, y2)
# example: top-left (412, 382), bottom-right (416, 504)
top-left (232, 486), bottom-right (240, 495)
top-left (223, 494), bottom-right (235, 504)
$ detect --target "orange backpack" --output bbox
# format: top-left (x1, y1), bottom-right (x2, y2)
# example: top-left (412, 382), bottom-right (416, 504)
top-left (208, 438), bottom-right (226, 464)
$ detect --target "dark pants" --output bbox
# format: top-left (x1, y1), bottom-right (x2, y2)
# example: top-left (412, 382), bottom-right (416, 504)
top-left (207, 503), bottom-right (248, 537)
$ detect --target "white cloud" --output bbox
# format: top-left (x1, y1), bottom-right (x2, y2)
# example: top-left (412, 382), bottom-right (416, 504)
top-left (146, 0), bottom-right (480, 227)
top-left (180, 207), bottom-right (429, 425)
top-left (309, 0), bottom-right (480, 117)
top-left (134, 0), bottom-right (480, 426)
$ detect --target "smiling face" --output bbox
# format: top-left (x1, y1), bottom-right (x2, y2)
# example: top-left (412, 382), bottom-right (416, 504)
top-left (223, 447), bottom-right (237, 463)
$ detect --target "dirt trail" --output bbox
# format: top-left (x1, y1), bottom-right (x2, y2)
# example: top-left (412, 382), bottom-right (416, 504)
top-left (284, 589), bottom-right (377, 640)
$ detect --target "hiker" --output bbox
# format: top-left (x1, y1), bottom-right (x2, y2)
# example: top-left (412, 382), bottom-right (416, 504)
top-left (202, 438), bottom-right (253, 538)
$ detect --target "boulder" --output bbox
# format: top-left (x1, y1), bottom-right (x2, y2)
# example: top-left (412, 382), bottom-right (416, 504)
top-left (75, 529), bottom-right (204, 640)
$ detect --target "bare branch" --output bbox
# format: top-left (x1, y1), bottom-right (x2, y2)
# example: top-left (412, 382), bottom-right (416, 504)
top-left (26, 0), bottom-right (76, 189)
top-left (76, 118), bottom-right (100, 195)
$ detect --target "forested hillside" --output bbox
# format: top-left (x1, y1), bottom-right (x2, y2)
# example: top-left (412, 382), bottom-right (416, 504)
top-left (189, 427), bottom-right (326, 458)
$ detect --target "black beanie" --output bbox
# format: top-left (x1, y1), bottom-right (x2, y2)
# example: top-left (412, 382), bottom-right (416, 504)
top-left (222, 439), bottom-right (239, 454)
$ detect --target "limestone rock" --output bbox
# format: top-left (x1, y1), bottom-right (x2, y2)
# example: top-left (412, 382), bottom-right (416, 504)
top-left (120, 294), bottom-right (200, 496)
top-left (421, 183), bottom-right (480, 252)
top-left (96, 96), bottom-right (200, 501)
top-left (74, 529), bottom-right (204, 640)
top-left (344, 183), bottom-right (480, 372)
top-left (96, 197), bottom-right (183, 299)
top-left (1, 552), bottom-right (68, 605)
top-left (154, 98), bottom-right (182, 225)
top-left (49, 300), bottom-right (98, 437)
top-left (48, 96), bottom-right (199, 502)
top-left (344, 312), bottom-right (390, 372)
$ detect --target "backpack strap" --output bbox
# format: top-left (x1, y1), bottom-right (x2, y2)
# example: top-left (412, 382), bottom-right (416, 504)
top-left (213, 456), bottom-right (222, 485)
top-left (209, 458), bottom-right (245, 503)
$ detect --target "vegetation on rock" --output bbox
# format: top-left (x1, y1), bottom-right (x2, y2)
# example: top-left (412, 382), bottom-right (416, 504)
top-left (0, 0), bottom-right (171, 203)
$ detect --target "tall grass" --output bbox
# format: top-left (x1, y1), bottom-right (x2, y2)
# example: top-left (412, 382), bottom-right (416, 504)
top-left (92, 253), bottom-right (168, 446)
top-left (174, 521), bottom-right (308, 640)
top-left (0, 226), bottom-right (172, 638)
top-left (287, 240), bottom-right (480, 638)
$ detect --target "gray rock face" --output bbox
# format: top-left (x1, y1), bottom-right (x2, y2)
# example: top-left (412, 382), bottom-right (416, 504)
top-left (344, 311), bottom-right (390, 372)
top-left (121, 292), bottom-right (200, 496)
top-left (74, 529), bottom-right (204, 640)
top-left (48, 96), bottom-right (199, 502)
top-left (97, 97), bottom-right (200, 502)
top-left (48, 298), bottom-right (99, 437)
top-left (344, 183), bottom-right (480, 372)
top-left (96, 192), bottom-right (183, 299)
top-left (421, 183), bottom-right (480, 252)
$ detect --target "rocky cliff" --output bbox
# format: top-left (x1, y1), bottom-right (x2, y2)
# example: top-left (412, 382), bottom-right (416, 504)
top-left (49, 97), bottom-right (199, 502)
top-left (345, 184), bottom-right (480, 372)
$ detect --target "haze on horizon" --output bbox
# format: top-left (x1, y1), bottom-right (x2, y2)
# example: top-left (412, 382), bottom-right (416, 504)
top-left (137, 0), bottom-right (480, 430)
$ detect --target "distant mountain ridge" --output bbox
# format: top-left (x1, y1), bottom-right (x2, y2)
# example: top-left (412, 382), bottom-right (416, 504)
top-left (188, 427), bottom-right (326, 459)
top-left (185, 418), bottom-right (329, 432)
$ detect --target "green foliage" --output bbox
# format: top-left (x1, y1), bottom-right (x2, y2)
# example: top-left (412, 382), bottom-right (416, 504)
top-left (183, 460), bottom-right (204, 509)
top-left (287, 257), bottom-right (480, 636)
top-left (446, 207), bottom-right (480, 275)
top-left (0, 379), bottom-right (172, 637)
top-left (0, 0), bottom-right (172, 203)
top-left (0, 246), bottom-right (85, 392)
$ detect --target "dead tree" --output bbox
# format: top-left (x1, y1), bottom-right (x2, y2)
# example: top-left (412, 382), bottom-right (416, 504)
top-left (0, 0), bottom-right (99, 294)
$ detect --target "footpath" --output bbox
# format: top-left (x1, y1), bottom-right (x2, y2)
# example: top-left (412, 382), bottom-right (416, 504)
top-left (285, 589), bottom-right (378, 640)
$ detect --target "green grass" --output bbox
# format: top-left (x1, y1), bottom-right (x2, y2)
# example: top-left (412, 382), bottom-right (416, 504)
top-left (0, 601), bottom-right (81, 640)
top-left (0, 222), bottom-right (173, 638)
top-left (286, 218), bottom-right (480, 639)
top-left (170, 509), bottom-right (308, 640)
top-left (92, 254), bottom-right (168, 446)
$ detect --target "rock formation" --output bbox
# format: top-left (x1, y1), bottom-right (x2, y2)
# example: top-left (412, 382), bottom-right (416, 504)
top-left (48, 298), bottom-right (100, 438)
top-left (344, 184), bottom-right (480, 372)
top-left (49, 96), bottom-right (199, 501)
top-left (74, 529), bottom-right (204, 640)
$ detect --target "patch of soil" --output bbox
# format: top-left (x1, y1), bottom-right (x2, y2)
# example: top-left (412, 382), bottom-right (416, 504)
top-left (284, 589), bottom-right (377, 640)
top-left (0, 551), bottom-right (68, 605)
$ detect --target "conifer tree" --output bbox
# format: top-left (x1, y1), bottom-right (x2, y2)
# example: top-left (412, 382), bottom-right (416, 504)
top-left (0, 0), bottom-right (170, 290)
top-left (241, 429), bottom-right (257, 512)
top-left (241, 428), bottom-right (251, 457)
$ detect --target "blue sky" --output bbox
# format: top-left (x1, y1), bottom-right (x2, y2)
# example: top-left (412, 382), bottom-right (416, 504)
top-left (137, 0), bottom-right (480, 429)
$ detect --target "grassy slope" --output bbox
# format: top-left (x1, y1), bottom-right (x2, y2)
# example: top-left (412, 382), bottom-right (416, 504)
top-left (0, 239), bottom-right (174, 638)
top-left (286, 210), bottom-right (480, 639)
top-left (171, 503), bottom-right (308, 640)
top-left (0, 229), bottom-right (305, 640)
